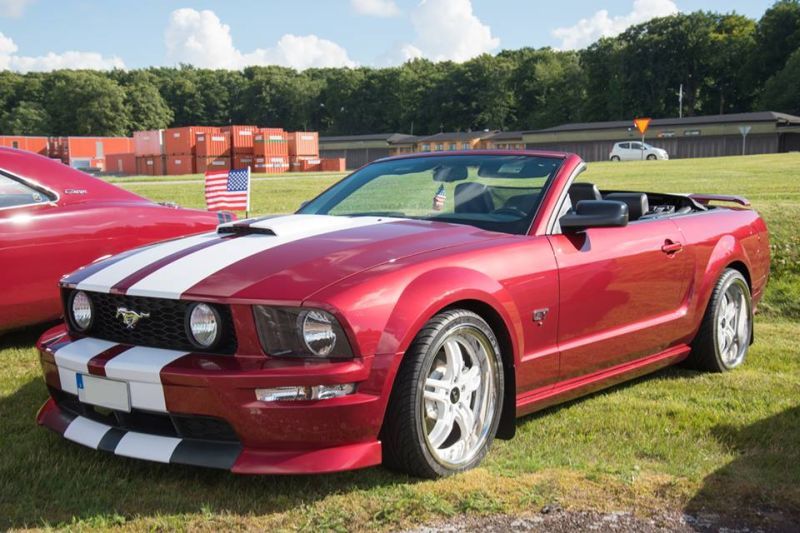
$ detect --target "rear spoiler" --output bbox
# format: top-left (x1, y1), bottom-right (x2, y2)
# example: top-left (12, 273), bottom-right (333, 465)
top-left (688, 193), bottom-right (751, 207)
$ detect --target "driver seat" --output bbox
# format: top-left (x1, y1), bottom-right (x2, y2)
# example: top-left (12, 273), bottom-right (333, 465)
top-left (568, 182), bottom-right (602, 207)
top-left (455, 182), bottom-right (494, 214)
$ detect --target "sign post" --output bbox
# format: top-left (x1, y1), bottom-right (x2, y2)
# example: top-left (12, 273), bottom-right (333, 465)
top-left (633, 118), bottom-right (652, 160)
top-left (738, 125), bottom-right (751, 156)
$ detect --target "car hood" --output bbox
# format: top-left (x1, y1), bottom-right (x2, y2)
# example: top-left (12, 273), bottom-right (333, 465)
top-left (65, 215), bottom-right (503, 303)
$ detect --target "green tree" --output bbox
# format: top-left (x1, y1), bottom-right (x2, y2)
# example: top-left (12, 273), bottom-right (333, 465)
top-left (44, 71), bottom-right (130, 136)
top-left (750, 0), bottom-right (800, 88)
top-left (1, 101), bottom-right (50, 134)
top-left (758, 47), bottom-right (800, 114)
top-left (121, 72), bottom-right (173, 132)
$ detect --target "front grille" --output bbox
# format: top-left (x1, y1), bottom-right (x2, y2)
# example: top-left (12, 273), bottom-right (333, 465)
top-left (51, 387), bottom-right (240, 442)
top-left (66, 290), bottom-right (237, 354)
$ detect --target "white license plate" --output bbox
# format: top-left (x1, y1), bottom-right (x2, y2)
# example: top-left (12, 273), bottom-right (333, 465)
top-left (76, 374), bottom-right (131, 412)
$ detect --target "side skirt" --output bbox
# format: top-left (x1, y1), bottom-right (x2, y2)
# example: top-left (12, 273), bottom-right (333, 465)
top-left (515, 344), bottom-right (690, 417)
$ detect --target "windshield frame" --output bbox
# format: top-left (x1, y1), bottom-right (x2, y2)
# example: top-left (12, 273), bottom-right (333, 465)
top-left (296, 152), bottom-right (565, 235)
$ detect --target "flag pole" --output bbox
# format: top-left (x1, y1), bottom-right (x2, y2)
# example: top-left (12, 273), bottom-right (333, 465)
top-left (245, 166), bottom-right (251, 219)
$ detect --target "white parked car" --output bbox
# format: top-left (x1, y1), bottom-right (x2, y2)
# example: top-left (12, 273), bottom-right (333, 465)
top-left (609, 141), bottom-right (669, 161)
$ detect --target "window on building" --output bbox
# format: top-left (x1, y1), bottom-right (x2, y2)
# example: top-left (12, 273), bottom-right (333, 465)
top-left (421, 144), bottom-right (430, 152)
top-left (462, 142), bottom-right (470, 150)
top-left (449, 143), bottom-right (456, 150)
top-left (436, 144), bottom-right (444, 151)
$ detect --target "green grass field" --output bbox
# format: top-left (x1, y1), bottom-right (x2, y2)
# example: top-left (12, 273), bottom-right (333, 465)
top-left (1, 153), bottom-right (798, 530)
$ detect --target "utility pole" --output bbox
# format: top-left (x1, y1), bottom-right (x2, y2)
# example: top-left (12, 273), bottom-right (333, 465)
top-left (678, 84), bottom-right (683, 119)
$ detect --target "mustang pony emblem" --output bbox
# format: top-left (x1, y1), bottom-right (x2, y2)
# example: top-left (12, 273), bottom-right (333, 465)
top-left (116, 307), bottom-right (150, 329)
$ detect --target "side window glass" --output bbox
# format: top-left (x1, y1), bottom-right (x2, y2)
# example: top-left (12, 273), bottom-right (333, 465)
top-left (0, 174), bottom-right (53, 209)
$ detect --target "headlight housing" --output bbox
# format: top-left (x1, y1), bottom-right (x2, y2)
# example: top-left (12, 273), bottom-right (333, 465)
top-left (186, 302), bottom-right (221, 349)
top-left (253, 306), bottom-right (353, 359)
top-left (69, 290), bottom-right (93, 332)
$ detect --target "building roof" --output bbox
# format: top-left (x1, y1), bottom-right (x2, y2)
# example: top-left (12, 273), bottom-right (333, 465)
top-left (320, 133), bottom-right (417, 144)
top-left (536, 111), bottom-right (800, 133)
top-left (417, 131), bottom-right (497, 142)
top-left (487, 130), bottom-right (525, 141)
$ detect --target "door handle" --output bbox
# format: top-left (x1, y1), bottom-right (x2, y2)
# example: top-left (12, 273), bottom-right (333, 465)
top-left (661, 240), bottom-right (683, 254)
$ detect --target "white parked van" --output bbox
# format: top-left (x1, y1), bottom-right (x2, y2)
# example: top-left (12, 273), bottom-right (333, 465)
top-left (609, 141), bottom-right (669, 161)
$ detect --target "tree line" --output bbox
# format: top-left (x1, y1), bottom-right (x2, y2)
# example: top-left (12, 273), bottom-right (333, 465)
top-left (1, 1), bottom-right (799, 138)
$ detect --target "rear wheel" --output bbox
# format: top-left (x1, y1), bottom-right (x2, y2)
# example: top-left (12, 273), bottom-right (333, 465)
top-left (381, 309), bottom-right (504, 478)
top-left (687, 269), bottom-right (752, 372)
top-left (610, 156), bottom-right (621, 161)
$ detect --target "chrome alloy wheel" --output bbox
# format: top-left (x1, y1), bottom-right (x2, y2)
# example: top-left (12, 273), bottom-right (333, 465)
top-left (420, 325), bottom-right (499, 468)
top-left (716, 280), bottom-right (751, 368)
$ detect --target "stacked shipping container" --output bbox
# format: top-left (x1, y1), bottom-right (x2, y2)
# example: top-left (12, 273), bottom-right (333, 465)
top-left (134, 130), bottom-right (165, 175)
top-left (196, 130), bottom-right (230, 172)
top-left (254, 128), bottom-right (289, 173)
top-left (288, 132), bottom-right (320, 171)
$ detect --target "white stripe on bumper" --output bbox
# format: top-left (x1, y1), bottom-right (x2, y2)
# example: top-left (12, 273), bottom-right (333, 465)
top-left (54, 338), bottom-right (117, 395)
top-left (115, 431), bottom-right (182, 463)
top-left (63, 416), bottom-right (111, 449)
top-left (103, 346), bottom-right (188, 412)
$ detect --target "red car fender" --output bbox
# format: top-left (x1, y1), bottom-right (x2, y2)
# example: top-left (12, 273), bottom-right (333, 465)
top-left (376, 266), bottom-right (523, 366)
top-left (687, 233), bottom-right (754, 337)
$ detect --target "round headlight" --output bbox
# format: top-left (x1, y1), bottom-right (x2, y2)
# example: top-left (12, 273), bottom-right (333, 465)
top-left (70, 291), bottom-right (93, 331)
top-left (187, 303), bottom-right (220, 348)
top-left (300, 310), bottom-right (337, 357)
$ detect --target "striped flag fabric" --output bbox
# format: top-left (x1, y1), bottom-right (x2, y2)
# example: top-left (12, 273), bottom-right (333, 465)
top-left (204, 167), bottom-right (251, 211)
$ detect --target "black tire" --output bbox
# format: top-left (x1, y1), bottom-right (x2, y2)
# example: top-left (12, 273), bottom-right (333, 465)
top-left (686, 268), bottom-right (752, 372)
top-left (381, 309), bottom-right (504, 478)
top-left (610, 156), bottom-right (621, 161)
top-left (647, 154), bottom-right (657, 160)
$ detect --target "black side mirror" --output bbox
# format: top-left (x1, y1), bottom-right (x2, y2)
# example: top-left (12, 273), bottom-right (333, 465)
top-left (560, 200), bottom-right (629, 231)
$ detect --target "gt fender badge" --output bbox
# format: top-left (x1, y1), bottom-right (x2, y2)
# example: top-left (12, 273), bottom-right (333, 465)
top-left (533, 308), bottom-right (549, 326)
top-left (116, 307), bottom-right (150, 329)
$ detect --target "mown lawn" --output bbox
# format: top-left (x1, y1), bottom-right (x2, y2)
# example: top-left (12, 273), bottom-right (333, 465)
top-left (1, 153), bottom-right (798, 530)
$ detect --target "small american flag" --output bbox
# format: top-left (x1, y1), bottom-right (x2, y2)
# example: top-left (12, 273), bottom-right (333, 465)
top-left (432, 184), bottom-right (446, 211)
top-left (204, 167), bottom-right (250, 211)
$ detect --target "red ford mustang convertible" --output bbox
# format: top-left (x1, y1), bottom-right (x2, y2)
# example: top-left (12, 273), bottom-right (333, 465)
top-left (36, 151), bottom-right (769, 478)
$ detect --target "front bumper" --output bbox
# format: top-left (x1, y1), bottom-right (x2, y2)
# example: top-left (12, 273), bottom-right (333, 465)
top-left (36, 325), bottom-right (387, 474)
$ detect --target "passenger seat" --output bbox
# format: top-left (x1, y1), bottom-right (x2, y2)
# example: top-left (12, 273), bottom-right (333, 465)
top-left (605, 192), bottom-right (649, 221)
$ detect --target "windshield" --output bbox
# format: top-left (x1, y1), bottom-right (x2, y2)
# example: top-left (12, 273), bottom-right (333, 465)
top-left (297, 154), bottom-right (562, 234)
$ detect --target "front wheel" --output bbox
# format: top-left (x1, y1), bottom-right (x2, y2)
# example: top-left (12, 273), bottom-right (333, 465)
top-left (381, 309), bottom-right (504, 478)
top-left (687, 268), bottom-right (752, 372)
top-left (647, 154), bottom-right (657, 160)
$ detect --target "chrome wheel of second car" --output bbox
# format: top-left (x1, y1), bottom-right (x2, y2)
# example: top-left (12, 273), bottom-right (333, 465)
top-left (421, 326), bottom-right (498, 468)
top-left (716, 280), bottom-right (751, 368)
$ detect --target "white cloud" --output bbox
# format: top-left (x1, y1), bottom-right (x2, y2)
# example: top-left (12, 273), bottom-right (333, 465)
top-left (351, 0), bottom-right (400, 18)
top-left (393, 0), bottom-right (498, 63)
top-left (0, 31), bottom-right (124, 72)
top-left (0, 0), bottom-right (35, 18)
top-left (552, 0), bottom-right (679, 50)
top-left (165, 8), bottom-right (355, 70)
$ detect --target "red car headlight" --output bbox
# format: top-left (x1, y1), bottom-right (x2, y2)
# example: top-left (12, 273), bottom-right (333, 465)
top-left (253, 306), bottom-right (354, 359)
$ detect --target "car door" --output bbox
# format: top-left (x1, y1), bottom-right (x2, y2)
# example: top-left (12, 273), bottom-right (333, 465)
top-left (547, 218), bottom-right (693, 380)
top-left (627, 142), bottom-right (644, 160)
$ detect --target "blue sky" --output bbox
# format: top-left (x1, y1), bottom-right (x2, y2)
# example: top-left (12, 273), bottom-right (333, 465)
top-left (0, 0), bottom-right (776, 71)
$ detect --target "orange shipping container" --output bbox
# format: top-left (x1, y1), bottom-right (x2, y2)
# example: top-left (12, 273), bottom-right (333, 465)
top-left (221, 125), bottom-right (259, 154)
top-left (65, 137), bottom-right (134, 159)
top-left (0, 135), bottom-right (49, 155)
top-left (287, 131), bottom-right (319, 157)
top-left (253, 156), bottom-right (289, 174)
top-left (196, 156), bottom-right (231, 174)
top-left (254, 129), bottom-right (288, 158)
top-left (164, 126), bottom-right (217, 155)
top-left (105, 153), bottom-right (137, 175)
top-left (289, 155), bottom-right (321, 171)
top-left (134, 130), bottom-right (164, 156)
top-left (233, 154), bottom-right (255, 170)
top-left (136, 155), bottom-right (166, 176)
top-left (197, 132), bottom-right (230, 157)
top-left (166, 155), bottom-right (196, 175)
top-left (320, 158), bottom-right (346, 172)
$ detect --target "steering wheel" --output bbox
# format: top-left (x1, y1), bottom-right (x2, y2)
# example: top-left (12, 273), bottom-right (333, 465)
top-left (491, 206), bottom-right (527, 217)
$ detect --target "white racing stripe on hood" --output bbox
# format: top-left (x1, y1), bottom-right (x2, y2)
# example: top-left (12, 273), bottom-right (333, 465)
top-left (126, 215), bottom-right (397, 299)
top-left (76, 232), bottom-right (219, 293)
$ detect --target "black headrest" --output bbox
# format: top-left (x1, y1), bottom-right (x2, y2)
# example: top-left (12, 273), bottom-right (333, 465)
top-left (605, 193), bottom-right (649, 221)
top-left (433, 165), bottom-right (468, 182)
top-left (569, 183), bottom-right (602, 205)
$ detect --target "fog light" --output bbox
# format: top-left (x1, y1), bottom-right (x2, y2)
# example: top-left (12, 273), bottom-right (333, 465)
top-left (255, 383), bottom-right (356, 402)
